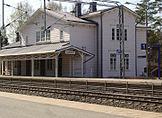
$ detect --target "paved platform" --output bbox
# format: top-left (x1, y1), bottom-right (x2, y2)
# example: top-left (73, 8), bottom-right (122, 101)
top-left (0, 75), bottom-right (161, 85)
top-left (0, 92), bottom-right (161, 118)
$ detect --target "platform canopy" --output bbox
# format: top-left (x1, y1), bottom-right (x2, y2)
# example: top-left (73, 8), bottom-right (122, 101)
top-left (0, 42), bottom-right (93, 61)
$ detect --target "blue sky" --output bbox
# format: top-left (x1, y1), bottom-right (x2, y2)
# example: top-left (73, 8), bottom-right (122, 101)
top-left (0, 0), bottom-right (141, 26)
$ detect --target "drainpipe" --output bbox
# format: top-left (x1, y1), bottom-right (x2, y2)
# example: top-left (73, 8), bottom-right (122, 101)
top-left (100, 11), bottom-right (103, 78)
top-left (82, 19), bottom-right (99, 77)
top-left (96, 23), bottom-right (99, 77)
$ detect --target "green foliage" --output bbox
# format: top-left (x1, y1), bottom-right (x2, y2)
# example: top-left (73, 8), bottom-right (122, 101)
top-left (135, 0), bottom-right (161, 25)
top-left (135, 0), bottom-right (162, 74)
top-left (135, 0), bottom-right (161, 44)
top-left (0, 29), bottom-right (9, 47)
top-left (8, 1), bottom-right (33, 42)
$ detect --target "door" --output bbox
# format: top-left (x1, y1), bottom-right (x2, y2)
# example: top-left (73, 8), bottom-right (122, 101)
top-left (40, 60), bottom-right (45, 76)
top-left (17, 61), bottom-right (21, 76)
top-left (26, 60), bottom-right (31, 76)
top-left (58, 58), bottom-right (62, 77)
top-left (73, 56), bottom-right (81, 77)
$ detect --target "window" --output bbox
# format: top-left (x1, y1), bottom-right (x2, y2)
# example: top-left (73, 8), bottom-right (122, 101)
top-left (34, 60), bottom-right (40, 70)
top-left (112, 28), bottom-right (115, 40)
top-left (46, 30), bottom-right (50, 40)
top-left (125, 29), bottom-right (127, 40)
top-left (125, 54), bottom-right (129, 70)
top-left (116, 29), bottom-right (119, 40)
top-left (47, 59), bottom-right (52, 70)
top-left (36, 27), bottom-right (50, 42)
top-left (113, 27), bottom-right (127, 41)
top-left (41, 27), bottom-right (45, 41)
top-left (60, 30), bottom-right (64, 42)
top-left (110, 53), bottom-right (116, 70)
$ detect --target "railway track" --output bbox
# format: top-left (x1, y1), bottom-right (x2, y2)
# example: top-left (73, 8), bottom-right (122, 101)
top-left (0, 77), bottom-right (161, 112)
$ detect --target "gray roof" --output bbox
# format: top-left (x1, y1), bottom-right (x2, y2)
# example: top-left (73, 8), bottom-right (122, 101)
top-left (19, 8), bottom-right (95, 31)
top-left (81, 5), bottom-right (140, 19)
top-left (3, 41), bottom-right (21, 49)
top-left (0, 42), bottom-right (92, 57)
top-left (44, 9), bottom-right (93, 24)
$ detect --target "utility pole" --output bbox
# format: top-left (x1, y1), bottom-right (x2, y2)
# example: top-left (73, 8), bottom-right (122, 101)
top-left (118, 5), bottom-right (125, 79)
top-left (2, 0), bottom-right (4, 32)
top-left (121, 6), bottom-right (125, 79)
top-left (145, 2), bottom-right (149, 79)
top-left (44, 0), bottom-right (47, 41)
top-left (118, 6), bottom-right (122, 78)
top-left (1, 0), bottom-right (5, 50)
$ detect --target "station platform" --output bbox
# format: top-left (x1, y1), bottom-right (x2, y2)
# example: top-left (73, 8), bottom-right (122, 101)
top-left (0, 75), bottom-right (161, 86)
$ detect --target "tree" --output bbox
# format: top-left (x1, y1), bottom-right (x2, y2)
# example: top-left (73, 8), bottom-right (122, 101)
top-left (47, 1), bottom-right (64, 11)
top-left (135, 0), bottom-right (162, 76)
top-left (7, 1), bottom-right (33, 42)
top-left (0, 28), bottom-right (9, 47)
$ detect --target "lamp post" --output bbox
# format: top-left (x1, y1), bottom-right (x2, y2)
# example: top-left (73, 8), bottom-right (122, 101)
top-left (125, 1), bottom-right (149, 79)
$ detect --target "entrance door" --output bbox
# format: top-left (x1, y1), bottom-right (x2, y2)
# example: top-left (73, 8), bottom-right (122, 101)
top-left (17, 61), bottom-right (21, 76)
top-left (26, 60), bottom-right (31, 76)
top-left (73, 56), bottom-right (81, 77)
top-left (40, 60), bottom-right (45, 76)
top-left (58, 58), bottom-right (62, 77)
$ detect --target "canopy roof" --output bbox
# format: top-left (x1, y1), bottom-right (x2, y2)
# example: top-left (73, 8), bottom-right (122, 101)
top-left (0, 42), bottom-right (93, 60)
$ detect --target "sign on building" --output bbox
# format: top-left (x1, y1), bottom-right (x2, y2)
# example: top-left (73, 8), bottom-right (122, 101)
top-left (141, 43), bottom-right (146, 50)
top-left (65, 50), bottom-right (75, 55)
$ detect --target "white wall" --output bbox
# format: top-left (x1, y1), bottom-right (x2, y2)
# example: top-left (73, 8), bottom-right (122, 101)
top-left (20, 13), bottom-right (70, 45)
top-left (70, 24), bottom-right (97, 77)
top-left (136, 28), bottom-right (146, 76)
top-left (86, 8), bottom-right (137, 77)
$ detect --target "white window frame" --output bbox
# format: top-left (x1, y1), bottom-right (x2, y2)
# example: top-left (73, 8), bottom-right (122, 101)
top-left (112, 28), bottom-right (115, 40)
top-left (60, 30), bottom-right (64, 42)
top-left (111, 25), bottom-right (128, 41)
top-left (125, 54), bottom-right (129, 70)
top-left (36, 27), bottom-right (50, 42)
top-left (110, 53), bottom-right (116, 71)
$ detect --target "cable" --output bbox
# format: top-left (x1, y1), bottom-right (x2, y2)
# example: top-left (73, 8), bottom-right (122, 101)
top-left (4, 13), bottom-right (27, 28)
top-left (46, 14), bottom-right (67, 30)
top-left (4, 3), bottom-right (27, 14)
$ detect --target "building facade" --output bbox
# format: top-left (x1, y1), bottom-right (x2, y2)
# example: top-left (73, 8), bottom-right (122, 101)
top-left (0, 5), bottom-right (146, 78)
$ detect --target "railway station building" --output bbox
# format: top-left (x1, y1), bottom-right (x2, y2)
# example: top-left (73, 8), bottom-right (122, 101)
top-left (0, 4), bottom-right (147, 78)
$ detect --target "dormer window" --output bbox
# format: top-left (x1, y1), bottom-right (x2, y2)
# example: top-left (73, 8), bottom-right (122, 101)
top-left (60, 30), bottom-right (64, 42)
top-left (41, 27), bottom-right (45, 41)
top-left (36, 27), bottom-right (50, 42)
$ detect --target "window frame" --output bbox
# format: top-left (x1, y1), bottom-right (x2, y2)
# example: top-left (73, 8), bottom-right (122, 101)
top-left (112, 28), bottom-right (115, 40)
top-left (125, 29), bottom-right (127, 41)
top-left (125, 54), bottom-right (129, 70)
top-left (60, 30), bottom-right (64, 42)
top-left (36, 27), bottom-right (50, 42)
top-left (110, 53), bottom-right (116, 71)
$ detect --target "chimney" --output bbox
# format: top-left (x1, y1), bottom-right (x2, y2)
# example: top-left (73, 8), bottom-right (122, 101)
top-left (90, 2), bottom-right (97, 13)
top-left (75, 2), bottom-right (82, 17)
